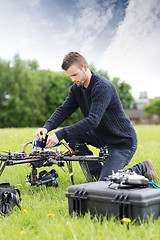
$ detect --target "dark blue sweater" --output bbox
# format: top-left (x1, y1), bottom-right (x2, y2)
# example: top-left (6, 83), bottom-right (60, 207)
top-left (43, 72), bottom-right (137, 148)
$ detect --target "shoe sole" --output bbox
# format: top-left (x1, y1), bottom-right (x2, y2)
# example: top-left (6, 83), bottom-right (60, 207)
top-left (143, 160), bottom-right (158, 182)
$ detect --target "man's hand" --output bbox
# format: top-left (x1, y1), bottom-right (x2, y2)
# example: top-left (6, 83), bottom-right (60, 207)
top-left (35, 128), bottom-right (48, 139)
top-left (46, 133), bottom-right (59, 148)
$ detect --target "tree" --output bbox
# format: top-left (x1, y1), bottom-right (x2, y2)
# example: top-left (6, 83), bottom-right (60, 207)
top-left (143, 97), bottom-right (160, 115)
top-left (39, 70), bottom-right (83, 126)
top-left (97, 69), bottom-right (110, 81)
top-left (0, 55), bottom-right (46, 127)
top-left (0, 56), bottom-right (135, 127)
top-left (0, 59), bottom-right (11, 126)
top-left (26, 59), bottom-right (39, 71)
top-left (89, 64), bottom-right (134, 109)
top-left (112, 78), bottom-right (134, 109)
top-left (0, 59), bottom-right (10, 107)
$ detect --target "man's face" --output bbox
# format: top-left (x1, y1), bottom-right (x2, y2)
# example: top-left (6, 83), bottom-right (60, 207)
top-left (65, 64), bottom-right (88, 87)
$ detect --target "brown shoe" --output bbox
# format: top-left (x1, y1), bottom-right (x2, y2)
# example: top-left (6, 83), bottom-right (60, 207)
top-left (142, 160), bottom-right (158, 182)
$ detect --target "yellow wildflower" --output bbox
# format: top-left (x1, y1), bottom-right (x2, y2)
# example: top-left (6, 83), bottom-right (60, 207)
top-left (17, 184), bottom-right (22, 187)
top-left (20, 231), bottom-right (25, 235)
top-left (47, 213), bottom-right (55, 217)
top-left (122, 218), bottom-right (131, 223)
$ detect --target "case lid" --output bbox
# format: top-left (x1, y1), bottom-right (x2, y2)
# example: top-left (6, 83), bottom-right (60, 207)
top-left (66, 181), bottom-right (160, 207)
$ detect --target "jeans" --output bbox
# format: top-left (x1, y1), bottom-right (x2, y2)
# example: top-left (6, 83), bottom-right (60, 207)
top-left (64, 130), bottom-right (146, 181)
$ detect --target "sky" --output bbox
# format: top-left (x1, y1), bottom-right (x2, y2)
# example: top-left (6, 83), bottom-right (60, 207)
top-left (0, 0), bottom-right (160, 99)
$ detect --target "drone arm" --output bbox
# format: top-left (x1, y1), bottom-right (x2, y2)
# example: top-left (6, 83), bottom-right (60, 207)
top-left (5, 158), bottom-right (42, 165)
top-left (48, 158), bottom-right (64, 167)
top-left (62, 155), bottom-right (104, 162)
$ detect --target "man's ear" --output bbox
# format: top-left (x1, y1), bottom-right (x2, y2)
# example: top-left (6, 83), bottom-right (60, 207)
top-left (83, 64), bottom-right (88, 71)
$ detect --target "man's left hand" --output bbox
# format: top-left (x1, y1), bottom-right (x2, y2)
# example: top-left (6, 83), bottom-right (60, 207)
top-left (46, 133), bottom-right (59, 148)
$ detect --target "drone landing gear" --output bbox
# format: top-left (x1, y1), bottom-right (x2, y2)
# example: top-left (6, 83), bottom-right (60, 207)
top-left (26, 167), bottom-right (59, 187)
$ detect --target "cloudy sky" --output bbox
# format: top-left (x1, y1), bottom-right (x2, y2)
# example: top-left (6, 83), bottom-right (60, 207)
top-left (0, 0), bottom-right (160, 99)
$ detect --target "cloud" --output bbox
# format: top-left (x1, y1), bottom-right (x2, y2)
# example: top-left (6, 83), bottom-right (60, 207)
top-left (75, 0), bottom-right (113, 33)
top-left (51, 0), bottom-right (114, 55)
top-left (1, 0), bottom-right (159, 99)
top-left (15, 13), bottom-right (31, 26)
top-left (33, 0), bottom-right (116, 70)
top-left (97, 0), bottom-right (160, 98)
top-left (0, 0), bottom-right (116, 69)
top-left (22, 0), bottom-right (40, 8)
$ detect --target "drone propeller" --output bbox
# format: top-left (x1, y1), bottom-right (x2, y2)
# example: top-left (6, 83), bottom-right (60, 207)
top-left (0, 150), bottom-right (24, 155)
top-left (0, 150), bottom-right (12, 154)
top-left (12, 151), bottom-right (25, 155)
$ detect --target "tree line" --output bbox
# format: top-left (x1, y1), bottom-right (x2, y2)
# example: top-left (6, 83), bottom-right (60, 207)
top-left (0, 54), bottom-right (144, 128)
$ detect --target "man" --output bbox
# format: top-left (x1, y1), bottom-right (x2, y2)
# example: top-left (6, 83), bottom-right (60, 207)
top-left (35, 52), bottom-right (157, 181)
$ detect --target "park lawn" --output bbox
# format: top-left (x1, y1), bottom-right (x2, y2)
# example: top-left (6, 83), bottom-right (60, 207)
top-left (0, 125), bottom-right (160, 240)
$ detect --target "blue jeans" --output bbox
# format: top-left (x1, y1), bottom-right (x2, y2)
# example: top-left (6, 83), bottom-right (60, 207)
top-left (64, 130), bottom-right (146, 181)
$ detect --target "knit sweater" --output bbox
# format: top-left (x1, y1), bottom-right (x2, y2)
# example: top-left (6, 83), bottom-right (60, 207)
top-left (43, 72), bottom-right (137, 149)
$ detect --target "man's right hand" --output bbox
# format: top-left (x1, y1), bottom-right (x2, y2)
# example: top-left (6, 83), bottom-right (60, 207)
top-left (35, 128), bottom-right (48, 139)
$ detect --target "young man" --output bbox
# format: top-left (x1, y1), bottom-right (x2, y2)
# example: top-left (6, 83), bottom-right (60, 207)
top-left (35, 52), bottom-right (157, 181)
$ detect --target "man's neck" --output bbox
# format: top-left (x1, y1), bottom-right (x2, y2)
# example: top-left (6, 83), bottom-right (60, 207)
top-left (83, 69), bottom-right (92, 88)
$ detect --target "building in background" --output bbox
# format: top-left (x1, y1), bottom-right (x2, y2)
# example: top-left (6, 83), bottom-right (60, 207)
top-left (125, 98), bottom-right (160, 124)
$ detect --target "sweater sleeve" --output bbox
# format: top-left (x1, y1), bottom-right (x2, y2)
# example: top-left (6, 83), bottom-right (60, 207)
top-left (43, 85), bottom-right (79, 132)
top-left (55, 84), bottom-right (112, 141)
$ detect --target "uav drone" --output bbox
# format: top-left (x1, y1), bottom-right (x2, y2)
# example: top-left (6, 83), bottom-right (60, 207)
top-left (0, 135), bottom-right (108, 187)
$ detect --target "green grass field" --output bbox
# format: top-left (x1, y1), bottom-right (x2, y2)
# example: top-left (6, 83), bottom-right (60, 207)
top-left (0, 126), bottom-right (160, 240)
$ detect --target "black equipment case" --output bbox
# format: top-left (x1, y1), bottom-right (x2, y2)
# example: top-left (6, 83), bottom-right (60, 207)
top-left (65, 181), bottom-right (160, 221)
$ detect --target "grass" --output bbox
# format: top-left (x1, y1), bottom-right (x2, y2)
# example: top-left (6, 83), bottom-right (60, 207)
top-left (0, 126), bottom-right (160, 240)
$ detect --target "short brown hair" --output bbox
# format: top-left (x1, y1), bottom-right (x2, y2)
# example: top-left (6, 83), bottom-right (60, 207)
top-left (61, 52), bottom-right (88, 70)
